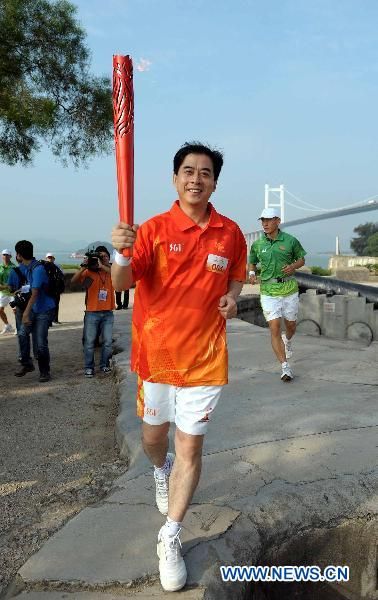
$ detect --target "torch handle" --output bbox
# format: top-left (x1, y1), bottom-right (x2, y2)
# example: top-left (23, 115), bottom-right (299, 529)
top-left (113, 55), bottom-right (134, 259)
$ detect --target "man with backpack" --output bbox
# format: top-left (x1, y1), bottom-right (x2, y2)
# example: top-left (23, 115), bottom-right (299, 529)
top-left (7, 259), bottom-right (28, 359)
top-left (14, 240), bottom-right (56, 383)
top-left (45, 252), bottom-right (64, 323)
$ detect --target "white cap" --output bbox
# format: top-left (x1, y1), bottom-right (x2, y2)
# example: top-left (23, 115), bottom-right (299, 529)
top-left (2, 249), bottom-right (11, 256)
top-left (45, 252), bottom-right (55, 258)
top-left (258, 207), bottom-right (281, 219)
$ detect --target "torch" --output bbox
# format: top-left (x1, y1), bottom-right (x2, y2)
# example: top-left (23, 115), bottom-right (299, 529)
top-left (112, 55), bottom-right (134, 257)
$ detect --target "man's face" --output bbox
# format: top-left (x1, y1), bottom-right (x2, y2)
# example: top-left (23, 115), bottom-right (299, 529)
top-left (99, 251), bottom-right (110, 265)
top-left (46, 256), bottom-right (55, 263)
top-left (2, 253), bottom-right (10, 265)
top-left (173, 153), bottom-right (216, 209)
top-left (261, 217), bottom-right (280, 236)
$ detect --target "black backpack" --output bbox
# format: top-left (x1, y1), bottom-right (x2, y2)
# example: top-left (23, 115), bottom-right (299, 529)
top-left (33, 260), bottom-right (65, 297)
top-left (13, 266), bottom-right (27, 287)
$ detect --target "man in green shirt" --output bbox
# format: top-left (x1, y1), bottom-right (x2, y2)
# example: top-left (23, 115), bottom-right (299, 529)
top-left (0, 249), bottom-right (16, 334)
top-left (249, 208), bottom-right (306, 381)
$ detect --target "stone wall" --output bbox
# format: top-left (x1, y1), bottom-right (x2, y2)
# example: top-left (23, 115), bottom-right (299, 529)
top-left (237, 291), bottom-right (378, 345)
top-left (297, 289), bottom-right (378, 345)
top-left (329, 255), bottom-right (377, 269)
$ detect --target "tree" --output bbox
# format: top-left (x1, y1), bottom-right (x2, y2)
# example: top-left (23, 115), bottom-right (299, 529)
top-left (366, 232), bottom-right (378, 257)
top-left (0, 0), bottom-right (113, 166)
top-left (350, 222), bottom-right (378, 256)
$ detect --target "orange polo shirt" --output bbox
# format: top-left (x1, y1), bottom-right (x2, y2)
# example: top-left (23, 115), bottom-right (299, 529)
top-left (131, 201), bottom-right (247, 387)
top-left (78, 269), bottom-right (115, 311)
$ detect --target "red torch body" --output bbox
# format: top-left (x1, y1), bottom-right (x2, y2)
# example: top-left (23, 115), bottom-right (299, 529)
top-left (112, 55), bottom-right (134, 257)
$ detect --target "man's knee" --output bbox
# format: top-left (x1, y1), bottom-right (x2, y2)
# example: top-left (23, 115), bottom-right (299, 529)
top-left (175, 429), bottom-right (204, 463)
top-left (268, 319), bottom-right (281, 337)
top-left (142, 422), bottom-right (170, 446)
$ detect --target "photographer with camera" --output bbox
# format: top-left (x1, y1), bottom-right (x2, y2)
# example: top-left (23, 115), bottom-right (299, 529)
top-left (14, 240), bottom-right (56, 383)
top-left (71, 245), bottom-right (115, 377)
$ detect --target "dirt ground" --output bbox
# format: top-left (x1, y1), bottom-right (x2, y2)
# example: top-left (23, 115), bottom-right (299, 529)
top-left (0, 292), bottom-right (132, 596)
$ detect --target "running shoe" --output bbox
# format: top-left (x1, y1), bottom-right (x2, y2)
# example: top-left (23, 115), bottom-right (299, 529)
top-left (157, 526), bottom-right (187, 592)
top-left (281, 364), bottom-right (294, 382)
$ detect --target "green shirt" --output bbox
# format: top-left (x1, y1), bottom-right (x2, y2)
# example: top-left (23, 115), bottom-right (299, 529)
top-left (249, 231), bottom-right (306, 297)
top-left (0, 260), bottom-right (16, 297)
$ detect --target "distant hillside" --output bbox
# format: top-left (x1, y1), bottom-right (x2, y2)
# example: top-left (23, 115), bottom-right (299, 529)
top-left (76, 241), bottom-right (114, 255)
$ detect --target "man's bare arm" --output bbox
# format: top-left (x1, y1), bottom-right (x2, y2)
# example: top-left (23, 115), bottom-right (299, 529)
top-left (22, 289), bottom-right (39, 325)
top-left (111, 222), bottom-right (138, 291)
top-left (282, 257), bottom-right (305, 276)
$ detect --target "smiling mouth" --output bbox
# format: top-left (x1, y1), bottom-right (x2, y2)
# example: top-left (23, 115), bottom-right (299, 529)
top-left (187, 188), bottom-right (202, 193)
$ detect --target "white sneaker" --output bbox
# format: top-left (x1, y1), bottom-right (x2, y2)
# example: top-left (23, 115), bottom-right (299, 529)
top-left (281, 333), bottom-right (293, 359)
top-left (0, 324), bottom-right (13, 334)
top-left (154, 453), bottom-right (174, 515)
top-left (157, 527), bottom-right (187, 592)
top-left (281, 364), bottom-right (294, 381)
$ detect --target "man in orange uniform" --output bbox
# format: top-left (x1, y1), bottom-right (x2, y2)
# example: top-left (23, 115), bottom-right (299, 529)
top-left (71, 246), bottom-right (115, 377)
top-left (111, 142), bottom-right (246, 591)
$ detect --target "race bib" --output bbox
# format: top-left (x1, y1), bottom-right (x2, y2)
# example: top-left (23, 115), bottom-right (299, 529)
top-left (206, 254), bottom-right (229, 274)
top-left (98, 289), bottom-right (108, 301)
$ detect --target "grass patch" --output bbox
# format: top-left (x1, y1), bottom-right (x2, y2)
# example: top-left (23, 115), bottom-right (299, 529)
top-left (60, 263), bottom-right (80, 270)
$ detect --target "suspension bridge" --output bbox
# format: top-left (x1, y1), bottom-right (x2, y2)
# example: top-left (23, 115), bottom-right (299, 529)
top-left (245, 185), bottom-right (378, 247)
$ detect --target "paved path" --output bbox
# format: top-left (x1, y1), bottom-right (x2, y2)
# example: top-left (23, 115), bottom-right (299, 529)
top-left (7, 295), bottom-right (378, 600)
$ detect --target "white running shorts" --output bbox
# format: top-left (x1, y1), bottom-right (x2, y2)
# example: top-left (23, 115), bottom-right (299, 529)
top-left (260, 292), bottom-right (299, 322)
top-left (0, 295), bottom-right (11, 308)
top-left (142, 381), bottom-right (223, 435)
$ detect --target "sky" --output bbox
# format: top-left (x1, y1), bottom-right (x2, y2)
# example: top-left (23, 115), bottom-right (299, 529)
top-left (1, 0), bottom-right (378, 255)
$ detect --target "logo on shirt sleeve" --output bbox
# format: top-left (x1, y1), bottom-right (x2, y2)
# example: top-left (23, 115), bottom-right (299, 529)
top-left (206, 254), bottom-right (229, 274)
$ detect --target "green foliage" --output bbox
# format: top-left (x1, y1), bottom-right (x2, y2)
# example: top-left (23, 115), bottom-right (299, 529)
top-left (366, 232), bottom-right (378, 257)
top-left (60, 263), bottom-right (80, 270)
top-left (350, 222), bottom-right (378, 256)
top-left (0, 0), bottom-right (113, 166)
top-left (310, 266), bottom-right (331, 276)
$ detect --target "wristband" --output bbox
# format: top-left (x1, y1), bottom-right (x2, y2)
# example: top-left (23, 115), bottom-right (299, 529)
top-left (114, 251), bottom-right (131, 267)
top-left (249, 270), bottom-right (256, 276)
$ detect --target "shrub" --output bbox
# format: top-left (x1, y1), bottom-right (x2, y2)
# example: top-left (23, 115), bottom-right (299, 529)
top-left (310, 266), bottom-right (331, 276)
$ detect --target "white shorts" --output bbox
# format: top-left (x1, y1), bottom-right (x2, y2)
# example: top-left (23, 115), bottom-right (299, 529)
top-left (0, 295), bottom-right (11, 308)
top-left (261, 292), bottom-right (299, 322)
top-left (142, 381), bottom-right (222, 436)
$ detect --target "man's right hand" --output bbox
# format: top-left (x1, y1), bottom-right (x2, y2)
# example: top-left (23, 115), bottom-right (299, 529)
top-left (112, 222), bottom-right (139, 253)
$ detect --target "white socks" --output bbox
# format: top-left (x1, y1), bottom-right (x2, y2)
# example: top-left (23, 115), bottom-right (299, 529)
top-left (163, 517), bottom-right (181, 537)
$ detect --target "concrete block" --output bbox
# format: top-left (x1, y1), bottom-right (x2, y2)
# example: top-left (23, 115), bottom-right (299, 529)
top-left (345, 296), bottom-right (369, 323)
top-left (346, 322), bottom-right (373, 344)
top-left (296, 319), bottom-right (321, 336)
top-left (321, 296), bottom-right (347, 339)
top-left (19, 502), bottom-right (239, 588)
top-left (334, 267), bottom-right (370, 282)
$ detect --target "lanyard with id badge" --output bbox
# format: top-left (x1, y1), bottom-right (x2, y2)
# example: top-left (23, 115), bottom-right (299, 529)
top-left (98, 273), bottom-right (108, 302)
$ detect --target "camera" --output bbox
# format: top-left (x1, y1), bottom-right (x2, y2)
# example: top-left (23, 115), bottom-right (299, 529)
top-left (9, 290), bottom-right (31, 311)
top-left (81, 250), bottom-right (102, 272)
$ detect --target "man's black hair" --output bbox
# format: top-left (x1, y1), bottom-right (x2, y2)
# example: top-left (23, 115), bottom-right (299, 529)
top-left (173, 142), bottom-right (224, 182)
top-left (95, 245), bottom-right (110, 258)
top-left (15, 240), bottom-right (33, 260)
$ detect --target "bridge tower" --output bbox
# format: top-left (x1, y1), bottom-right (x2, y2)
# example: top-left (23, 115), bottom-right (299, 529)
top-left (264, 184), bottom-right (285, 223)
